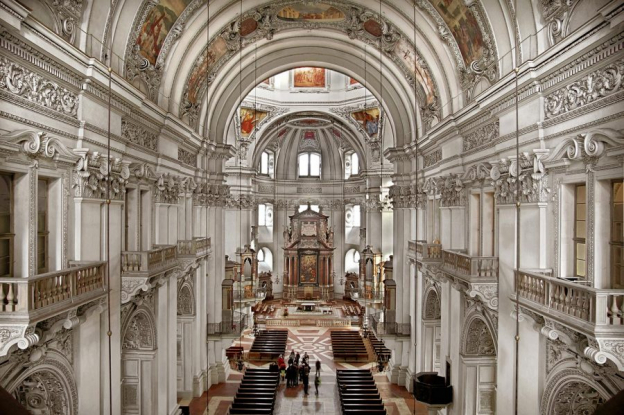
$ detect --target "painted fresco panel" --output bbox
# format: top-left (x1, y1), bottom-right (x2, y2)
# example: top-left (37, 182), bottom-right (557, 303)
top-left (277, 4), bottom-right (345, 22)
top-left (351, 108), bottom-right (381, 138)
top-left (394, 38), bottom-right (436, 105)
top-left (431, 0), bottom-right (484, 65)
top-left (136, 0), bottom-right (193, 65)
top-left (187, 37), bottom-right (228, 104)
top-left (293, 67), bottom-right (326, 88)
top-left (240, 108), bottom-right (268, 138)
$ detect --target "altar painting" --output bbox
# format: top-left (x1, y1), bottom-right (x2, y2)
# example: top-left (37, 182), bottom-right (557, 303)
top-left (351, 108), bottom-right (380, 138)
top-left (300, 254), bottom-right (318, 284)
top-left (277, 4), bottom-right (345, 22)
top-left (240, 108), bottom-right (268, 138)
top-left (136, 0), bottom-right (193, 65)
top-left (293, 68), bottom-right (326, 88)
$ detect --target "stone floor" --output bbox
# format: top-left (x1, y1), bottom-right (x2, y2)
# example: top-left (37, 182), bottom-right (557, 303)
top-left (193, 327), bottom-right (428, 415)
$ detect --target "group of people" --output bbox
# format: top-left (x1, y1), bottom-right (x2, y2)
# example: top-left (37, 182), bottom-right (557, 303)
top-left (276, 351), bottom-right (322, 396)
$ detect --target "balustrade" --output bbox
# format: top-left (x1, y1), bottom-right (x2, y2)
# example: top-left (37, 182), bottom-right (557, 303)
top-left (0, 262), bottom-right (106, 317)
top-left (177, 237), bottom-right (211, 257)
top-left (515, 269), bottom-right (624, 329)
top-left (441, 249), bottom-right (498, 280)
top-left (411, 240), bottom-right (442, 261)
top-left (121, 245), bottom-right (178, 277)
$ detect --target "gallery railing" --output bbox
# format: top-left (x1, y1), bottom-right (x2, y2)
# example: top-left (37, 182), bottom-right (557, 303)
top-left (233, 288), bottom-right (266, 301)
top-left (350, 288), bottom-right (383, 301)
top-left (207, 313), bottom-right (248, 335)
top-left (410, 240), bottom-right (443, 261)
top-left (177, 237), bottom-right (211, 258)
top-left (0, 261), bottom-right (107, 319)
top-left (441, 249), bottom-right (498, 281)
top-left (368, 313), bottom-right (411, 337)
top-left (121, 245), bottom-right (178, 277)
top-left (515, 269), bottom-right (624, 330)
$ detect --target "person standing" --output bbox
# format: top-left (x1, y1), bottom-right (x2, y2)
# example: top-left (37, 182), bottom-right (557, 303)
top-left (315, 359), bottom-right (321, 376)
top-left (293, 363), bottom-right (299, 386)
top-left (314, 374), bottom-right (321, 396)
top-left (302, 367), bottom-right (310, 395)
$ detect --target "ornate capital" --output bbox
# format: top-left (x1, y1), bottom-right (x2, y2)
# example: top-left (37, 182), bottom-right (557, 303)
top-left (72, 149), bottom-right (130, 200)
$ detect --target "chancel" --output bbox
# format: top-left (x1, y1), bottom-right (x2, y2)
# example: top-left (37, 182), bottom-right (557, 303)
top-left (0, 0), bottom-right (622, 414)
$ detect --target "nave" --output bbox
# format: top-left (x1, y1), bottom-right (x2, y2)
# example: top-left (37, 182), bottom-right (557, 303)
top-left (201, 327), bottom-right (422, 415)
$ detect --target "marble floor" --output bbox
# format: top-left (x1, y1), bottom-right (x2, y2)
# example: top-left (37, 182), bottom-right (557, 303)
top-left (194, 327), bottom-right (429, 415)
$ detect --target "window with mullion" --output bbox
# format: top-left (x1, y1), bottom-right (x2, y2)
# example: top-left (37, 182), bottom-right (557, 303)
top-left (298, 152), bottom-right (321, 178)
top-left (611, 180), bottom-right (623, 288)
top-left (574, 184), bottom-right (587, 279)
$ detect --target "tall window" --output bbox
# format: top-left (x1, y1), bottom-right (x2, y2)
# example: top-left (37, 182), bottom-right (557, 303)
top-left (574, 184), bottom-right (587, 279)
top-left (298, 152), bottom-right (321, 177)
top-left (345, 205), bottom-right (361, 227)
top-left (260, 151), bottom-right (274, 178)
top-left (612, 180), bottom-right (623, 288)
top-left (0, 174), bottom-right (13, 278)
top-left (258, 203), bottom-right (273, 227)
top-left (345, 152), bottom-right (359, 179)
top-left (37, 178), bottom-right (49, 274)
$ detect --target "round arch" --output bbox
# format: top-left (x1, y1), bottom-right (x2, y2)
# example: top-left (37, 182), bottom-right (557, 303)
top-left (122, 306), bottom-right (157, 351)
top-left (540, 369), bottom-right (612, 415)
top-left (461, 313), bottom-right (497, 357)
top-left (422, 286), bottom-right (441, 321)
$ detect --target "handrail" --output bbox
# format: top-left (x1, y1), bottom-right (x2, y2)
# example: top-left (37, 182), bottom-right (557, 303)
top-left (411, 240), bottom-right (442, 261)
top-left (177, 237), bottom-right (211, 257)
top-left (515, 269), bottom-right (624, 327)
top-left (0, 261), bottom-right (106, 314)
top-left (121, 245), bottom-right (178, 275)
top-left (441, 249), bottom-right (498, 279)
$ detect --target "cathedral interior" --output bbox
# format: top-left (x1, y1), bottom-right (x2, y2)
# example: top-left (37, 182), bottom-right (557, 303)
top-left (0, 0), bottom-right (623, 414)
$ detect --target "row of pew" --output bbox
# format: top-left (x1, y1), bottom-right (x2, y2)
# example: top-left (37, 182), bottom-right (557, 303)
top-left (337, 369), bottom-right (386, 414)
top-left (369, 332), bottom-right (392, 361)
top-left (330, 330), bottom-right (368, 361)
top-left (248, 329), bottom-right (288, 361)
top-left (228, 368), bottom-right (279, 415)
top-left (341, 304), bottom-right (362, 317)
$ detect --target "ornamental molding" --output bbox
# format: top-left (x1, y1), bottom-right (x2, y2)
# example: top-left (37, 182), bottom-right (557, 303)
top-left (121, 306), bottom-right (157, 351)
top-left (178, 147), bottom-right (196, 167)
top-left (465, 282), bottom-right (498, 311)
top-left (461, 311), bottom-right (497, 357)
top-left (297, 187), bottom-right (322, 194)
top-left (225, 194), bottom-right (255, 209)
top-left (439, 173), bottom-right (465, 207)
top-left (490, 150), bottom-right (551, 205)
top-left (154, 173), bottom-right (183, 204)
top-left (584, 337), bottom-right (624, 372)
top-left (0, 325), bottom-right (38, 357)
top-left (0, 56), bottom-right (79, 118)
top-left (180, 1), bottom-right (442, 130)
top-left (537, 0), bottom-right (580, 46)
top-left (543, 128), bottom-right (624, 165)
top-left (540, 368), bottom-right (614, 415)
top-left (0, 130), bottom-right (79, 164)
top-left (388, 184), bottom-right (423, 209)
top-left (72, 149), bottom-right (131, 201)
top-left (463, 121), bottom-right (499, 152)
top-left (544, 58), bottom-right (624, 119)
top-left (422, 286), bottom-right (441, 320)
top-left (45, 0), bottom-right (83, 44)
top-left (423, 149), bottom-right (441, 168)
top-left (177, 278), bottom-right (195, 316)
top-left (193, 182), bottom-right (230, 206)
top-left (257, 185), bottom-right (274, 194)
top-left (121, 118), bottom-right (159, 152)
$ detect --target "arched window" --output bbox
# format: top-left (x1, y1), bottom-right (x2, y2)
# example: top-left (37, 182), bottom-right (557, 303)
top-left (345, 151), bottom-right (359, 179)
top-left (260, 150), bottom-right (274, 178)
top-left (298, 152), bottom-right (321, 178)
top-left (257, 249), bottom-right (265, 262)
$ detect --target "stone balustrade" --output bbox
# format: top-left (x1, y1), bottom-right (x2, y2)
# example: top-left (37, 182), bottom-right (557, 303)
top-left (177, 237), bottom-right (211, 258)
top-left (515, 269), bottom-right (624, 330)
top-left (441, 249), bottom-right (498, 281)
top-left (121, 245), bottom-right (178, 278)
top-left (409, 240), bottom-right (442, 261)
top-left (0, 261), bottom-right (106, 319)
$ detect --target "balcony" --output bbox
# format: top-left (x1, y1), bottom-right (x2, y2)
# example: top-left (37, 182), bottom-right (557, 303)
top-left (121, 245), bottom-right (178, 303)
top-left (515, 269), bottom-right (624, 369)
top-left (369, 313), bottom-right (411, 337)
top-left (441, 249), bottom-right (499, 309)
top-left (408, 240), bottom-right (442, 262)
top-left (233, 288), bottom-right (266, 302)
top-left (0, 261), bottom-right (107, 356)
top-left (207, 312), bottom-right (248, 337)
top-left (177, 237), bottom-right (211, 259)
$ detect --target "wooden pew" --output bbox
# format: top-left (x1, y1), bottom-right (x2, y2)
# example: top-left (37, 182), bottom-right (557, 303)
top-left (337, 369), bottom-right (386, 415)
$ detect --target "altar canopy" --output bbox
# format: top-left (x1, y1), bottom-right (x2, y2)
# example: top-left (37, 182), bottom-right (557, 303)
top-left (283, 204), bottom-right (335, 299)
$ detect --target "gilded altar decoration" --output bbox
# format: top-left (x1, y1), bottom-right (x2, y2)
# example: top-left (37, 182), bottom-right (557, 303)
top-left (293, 67), bottom-right (326, 88)
top-left (351, 108), bottom-right (381, 138)
top-left (277, 4), bottom-right (345, 22)
top-left (300, 254), bottom-right (318, 284)
top-left (240, 108), bottom-right (268, 138)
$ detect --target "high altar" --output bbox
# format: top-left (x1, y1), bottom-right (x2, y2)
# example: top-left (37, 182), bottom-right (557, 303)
top-left (283, 204), bottom-right (335, 300)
